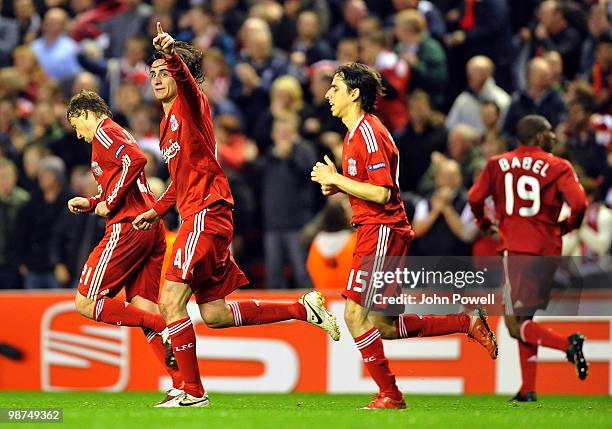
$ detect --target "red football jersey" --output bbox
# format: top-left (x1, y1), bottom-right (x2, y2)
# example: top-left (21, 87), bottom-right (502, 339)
top-left (468, 145), bottom-right (587, 255)
top-left (152, 51), bottom-right (233, 219)
top-left (342, 113), bottom-right (408, 227)
top-left (86, 118), bottom-right (156, 224)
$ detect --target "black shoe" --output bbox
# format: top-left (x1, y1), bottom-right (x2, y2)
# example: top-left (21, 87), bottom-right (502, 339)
top-left (567, 333), bottom-right (588, 380)
top-left (510, 391), bottom-right (537, 402)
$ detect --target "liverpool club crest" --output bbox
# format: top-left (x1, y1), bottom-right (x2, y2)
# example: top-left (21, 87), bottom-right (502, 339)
top-left (348, 158), bottom-right (357, 176)
top-left (91, 161), bottom-right (103, 177)
top-left (170, 114), bottom-right (179, 132)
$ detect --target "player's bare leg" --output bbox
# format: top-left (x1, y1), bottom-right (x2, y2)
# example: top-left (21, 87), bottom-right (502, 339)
top-left (74, 291), bottom-right (165, 332)
top-left (344, 298), bottom-right (405, 410)
top-left (130, 295), bottom-right (184, 404)
top-left (155, 280), bottom-right (209, 408)
top-left (505, 314), bottom-right (588, 402)
top-left (197, 292), bottom-right (340, 341)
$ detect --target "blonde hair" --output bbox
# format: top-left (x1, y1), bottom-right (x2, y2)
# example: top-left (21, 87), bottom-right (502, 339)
top-left (271, 75), bottom-right (304, 112)
top-left (395, 9), bottom-right (426, 33)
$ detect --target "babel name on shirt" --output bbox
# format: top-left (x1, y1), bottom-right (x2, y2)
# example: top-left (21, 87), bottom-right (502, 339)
top-left (497, 156), bottom-right (550, 178)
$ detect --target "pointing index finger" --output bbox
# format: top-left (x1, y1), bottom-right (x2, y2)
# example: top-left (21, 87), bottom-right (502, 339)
top-left (157, 21), bottom-right (163, 35)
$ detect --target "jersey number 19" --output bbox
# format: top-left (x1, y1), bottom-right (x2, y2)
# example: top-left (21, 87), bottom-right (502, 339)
top-left (504, 173), bottom-right (541, 217)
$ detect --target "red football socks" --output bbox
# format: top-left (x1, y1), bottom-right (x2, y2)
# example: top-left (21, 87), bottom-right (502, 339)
top-left (521, 320), bottom-right (568, 351)
top-left (518, 341), bottom-right (538, 394)
top-left (396, 314), bottom-right (470, 338)
top-left (228, 300), bottom-right (307, 326)
top-left (354, 327), bottom-right (402, 401)
top-left (143, 328), bottom-right (184, 390)
top-left (94, 298), bottom-right (166, 332)
top-left (167, 318), bottom-right (205, 398)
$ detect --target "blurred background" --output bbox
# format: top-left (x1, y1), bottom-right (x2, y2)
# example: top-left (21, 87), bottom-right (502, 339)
top-left (0, 0), bottom-right (610, 295)
top-left (0, 0), bottom-right (611, 397)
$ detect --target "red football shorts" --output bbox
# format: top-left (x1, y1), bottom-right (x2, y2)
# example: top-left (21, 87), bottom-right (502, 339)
top-left (78, 221), bottom-right (166, 303)
top-left (165, 202), bottom-right (249, 304)
top-left (343, 223), bottom-right (414, 309)
top-left (502, 250), bottom-right (558, 316)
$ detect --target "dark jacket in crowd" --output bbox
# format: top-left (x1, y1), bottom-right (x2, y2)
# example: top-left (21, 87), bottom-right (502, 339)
top-left (18, 188), bottom-right (74, 273)
top-left (503, 89), bottom-right (566, 138)
top-left (260, 139), bottom-right (317, 231)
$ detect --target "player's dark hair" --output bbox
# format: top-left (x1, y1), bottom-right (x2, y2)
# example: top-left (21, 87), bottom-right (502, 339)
top-left (516, 115), bottom-right (550, 146)
top-left (67, 90), bottom-right (112, 120)
top-left (148, 41), bottom-right (205, 84)
top-left (334, 63), bottom-right (384, 113)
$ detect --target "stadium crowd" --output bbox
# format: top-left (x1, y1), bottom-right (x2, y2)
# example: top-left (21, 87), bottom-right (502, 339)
top-left (0, 0), bottom-right (610, 290)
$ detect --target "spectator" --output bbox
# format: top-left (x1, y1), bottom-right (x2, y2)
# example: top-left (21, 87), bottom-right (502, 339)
top-left (31, 8), bottom-right (82, 83)
top-left (394, 8), bottom-right (448, 110)
top-left (71, 71), bottom-right (100, 95)
top-left (13, 0), bottom-right (41, 45)
top-left (12, 44), bottom-right (49, 103)
top-left (53, 164), bottom-right (104, 287)
top-left (18, 144), bottom-right (49, 193)
top-left (0, 97), bottom-right (28, 160)
top-left (330, 0), bottom-right (367, 48)
top-left (397, 90), bottom-right (447, 192)
top-left (0, 158), bottom-right (29, 289)
top-left (19, 155), bottom-right (73, 288)
top-left (586, 30), bottom-right (612, 114)
top-left (215, 113), bottom-right (258, 174)
top-left (418, 123), bottom-right (482, 194)
top-left (531, 0), bottom-right (583, 80)
top-left (128, 105), bottom-right (161, 161)
top-left (201, 47), bottom-right (244, 126)
top-left (580, 3), bottom-right (610, 75)
top-left (0, 0), bottom-right (19, 67)
top-left (301, 61), bottom-right (344, 144)
top-left (543, 50), bottom-right (566, 94)
top-left (306, 194), bottom-right (356, 291)
top-left (254, 74), bottom-right (305, 152)
top-left (177, 6), bottom-right (235, 66)
top-left (412, 159), bottom-right (476, 256)
top-left (386, 0), bottom-right (446, 42)
top-left (359, 30), bottom-right (410, 134)
top-left (561, 91), bottom-right (609, 186)
top-left (291, 10), bottom-right (334, 67)
top-left (444, 0), bottom-right (514, 91)
top-left (100, 0), bottom-right (153, 59)
top-left (563, 177), bottom-right (611, 258)
top-left (26, 101), bottom-right (65, 147)
top-left (446, 55), bottom-right (510, 134)
top-left (336, 37), bottom-right (359, 64)
top-left (259, 114), bottom-right (316, 289)
top-left (480, 100), bottom-right (509, 149)
top-left (503, 57), bottom-right (566, 139)
top-left (230, 19), bottom-right (289, 136)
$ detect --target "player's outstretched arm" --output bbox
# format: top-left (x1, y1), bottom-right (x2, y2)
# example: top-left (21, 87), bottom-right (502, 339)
top-left (467, 162), bottom-right (494, 232)
top-left (557, 162), bottom-right (588, 234)
top-left (311, 156), bottom-right (390, 204)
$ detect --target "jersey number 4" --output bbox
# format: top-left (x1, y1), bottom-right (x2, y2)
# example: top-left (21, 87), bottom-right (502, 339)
top-left (504, 173), bottom-right (540, 217)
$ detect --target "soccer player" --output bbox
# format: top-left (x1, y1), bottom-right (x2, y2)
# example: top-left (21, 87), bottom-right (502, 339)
top-left (310, 63), bottom-right (498, 409)
top-left (66, 90), bottom-right (184, 398)
top-left (132, 23), bottom-right (340, 407)
top-left (468, 115), bottom-right (589, 402)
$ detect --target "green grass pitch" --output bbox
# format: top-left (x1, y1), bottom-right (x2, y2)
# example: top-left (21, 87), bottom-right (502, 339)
top-left (1, 392), bottom-right (611, 429)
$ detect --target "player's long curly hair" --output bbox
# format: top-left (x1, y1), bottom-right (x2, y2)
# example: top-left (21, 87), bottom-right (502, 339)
top-left (334, 63), bottom-right (384, 113)
top-left (67, 90), bottom-right (113, 120)
top-left (148, 41), bottom-right (205, 85)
